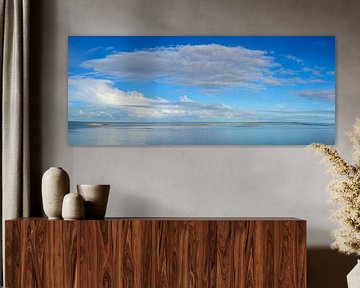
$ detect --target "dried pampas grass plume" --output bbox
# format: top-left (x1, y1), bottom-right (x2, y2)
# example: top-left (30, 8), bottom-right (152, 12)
top-left (309, 118), bottom-right (360, 256)
top-left (349, 118), bottom-right (360, 166)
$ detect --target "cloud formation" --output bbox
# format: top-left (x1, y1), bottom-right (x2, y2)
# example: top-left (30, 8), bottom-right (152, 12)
top-left (282, 54), bottom-right (304, 65)
top-left (295, 89), bottom-right (334, 99)
top-left (69, 77), bottom-right (248, 120)
top-left (69, 77), bottom-right (162, 106)
top-left (302, 67), bottom-right (322, 76)
top-left (68, 37), bottom-right (336, 127)
top-left (82, 44), bottom-right (281, 91)
top-left (69, 77), bottom-right (334, 123)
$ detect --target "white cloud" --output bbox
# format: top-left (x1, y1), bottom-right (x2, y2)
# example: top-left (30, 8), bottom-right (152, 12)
top-left (295, 89), bottom-right (334, 99)
top-left (276, 68), bottom-right (296, 75)
top-left (69, 77), bottom-right (334, 123)
top-left (69, 77), bottom-right (163, 107)
top-left (81, 44), bottom-right (281, 91)
top-left (179, 95), bottom-right (194, 103)
top-left (84, 46), bottom-right (115, 55)
top-left (256, 109), bottom-right (334, 123)
top-left (282, 77), bottom-right (306, 85)
top-left (282, 54), bottom-right (304, 65)
top-left (302, 67), bottom-right (322, 76)
top-left (69, 77), bottom-right (248, 120)
top-left (309, 78), bottom-right (326, 84)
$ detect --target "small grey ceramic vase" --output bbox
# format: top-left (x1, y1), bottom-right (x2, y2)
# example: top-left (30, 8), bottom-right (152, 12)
top-left (42, 167), bottom-right (70, 219)
top-left (62, 192), bottom-right (85, 220)
top-left (77, 184), bottom-right (110, 219)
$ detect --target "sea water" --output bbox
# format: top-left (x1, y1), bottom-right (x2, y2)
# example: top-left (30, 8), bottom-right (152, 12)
top-left (68, 121), bottom-right (335, 146)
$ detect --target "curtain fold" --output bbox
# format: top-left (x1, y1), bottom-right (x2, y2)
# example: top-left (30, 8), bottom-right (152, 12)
top-left (0, 0), bottom-right (30, 284)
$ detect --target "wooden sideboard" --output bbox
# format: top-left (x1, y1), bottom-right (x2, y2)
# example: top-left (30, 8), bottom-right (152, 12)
top-left (5, 217), bottom-right (306, 287)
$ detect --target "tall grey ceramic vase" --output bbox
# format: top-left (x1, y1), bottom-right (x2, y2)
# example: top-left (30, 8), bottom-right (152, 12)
top-left (42, 167), bottom-right (70, 219)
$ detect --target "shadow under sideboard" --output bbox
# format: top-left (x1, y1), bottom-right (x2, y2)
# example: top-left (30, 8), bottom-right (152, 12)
top-left (307, 248), bottom-right (357, 288)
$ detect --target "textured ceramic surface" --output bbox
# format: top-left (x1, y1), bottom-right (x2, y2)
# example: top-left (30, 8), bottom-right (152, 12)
top-left (42, 167), bottom-right (70, 219)
top-left (347, 260), bottom-right (360, 288)
top-left (62, 192), bottom-right (85, 220)
top-left (77, 184), bottom-right (110, 219)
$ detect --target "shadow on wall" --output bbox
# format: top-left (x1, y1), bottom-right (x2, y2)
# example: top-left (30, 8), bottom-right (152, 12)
top-left (308, 248), bottom-right (357, 288)
top-left (29, 0), bottom-right (46, 216)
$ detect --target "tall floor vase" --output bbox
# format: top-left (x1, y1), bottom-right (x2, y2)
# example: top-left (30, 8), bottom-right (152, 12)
top-left (347, 260), bottom-right (360, 288)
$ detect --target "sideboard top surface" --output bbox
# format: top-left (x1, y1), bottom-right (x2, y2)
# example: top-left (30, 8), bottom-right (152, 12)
top-left (6, 217), bottom-right (305, 222)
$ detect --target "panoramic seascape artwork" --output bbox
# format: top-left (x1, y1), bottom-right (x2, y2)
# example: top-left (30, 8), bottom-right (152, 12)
top-left (68, 36), bottom-right (335, 145)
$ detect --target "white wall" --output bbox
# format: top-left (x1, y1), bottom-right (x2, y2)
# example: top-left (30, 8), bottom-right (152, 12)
top-left (32, 0), bottom-right (360, 247)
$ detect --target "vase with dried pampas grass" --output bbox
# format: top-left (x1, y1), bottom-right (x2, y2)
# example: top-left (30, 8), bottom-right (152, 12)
top-left (310, 118), bottom-right (360, 287)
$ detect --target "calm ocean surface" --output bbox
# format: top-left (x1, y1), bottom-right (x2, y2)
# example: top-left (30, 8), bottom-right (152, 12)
top-left (68, 121), bottom-right (335, 145)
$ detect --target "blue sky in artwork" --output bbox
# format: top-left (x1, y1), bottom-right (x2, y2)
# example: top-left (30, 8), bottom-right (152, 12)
top-left (68, 36), bottom-right (335, 123)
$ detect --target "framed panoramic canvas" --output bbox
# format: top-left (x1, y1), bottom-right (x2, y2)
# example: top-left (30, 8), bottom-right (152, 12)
top-left (68, 36), bottom-right (335, 145)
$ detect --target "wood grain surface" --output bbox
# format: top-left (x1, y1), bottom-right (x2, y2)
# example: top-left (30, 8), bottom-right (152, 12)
top-left (5, 218), bottom-right (306, 287)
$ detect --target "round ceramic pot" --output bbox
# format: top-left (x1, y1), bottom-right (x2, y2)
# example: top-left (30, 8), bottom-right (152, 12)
top-left (62, 192), bottom-right (85, 220)
top-left (42, 167), bottom-right (70, 219)
top-left (77, 184), bottom-right (110, 219)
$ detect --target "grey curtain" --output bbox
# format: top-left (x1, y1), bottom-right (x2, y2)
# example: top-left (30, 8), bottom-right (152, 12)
top-left (0, 0), bottom-right (30, 284)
